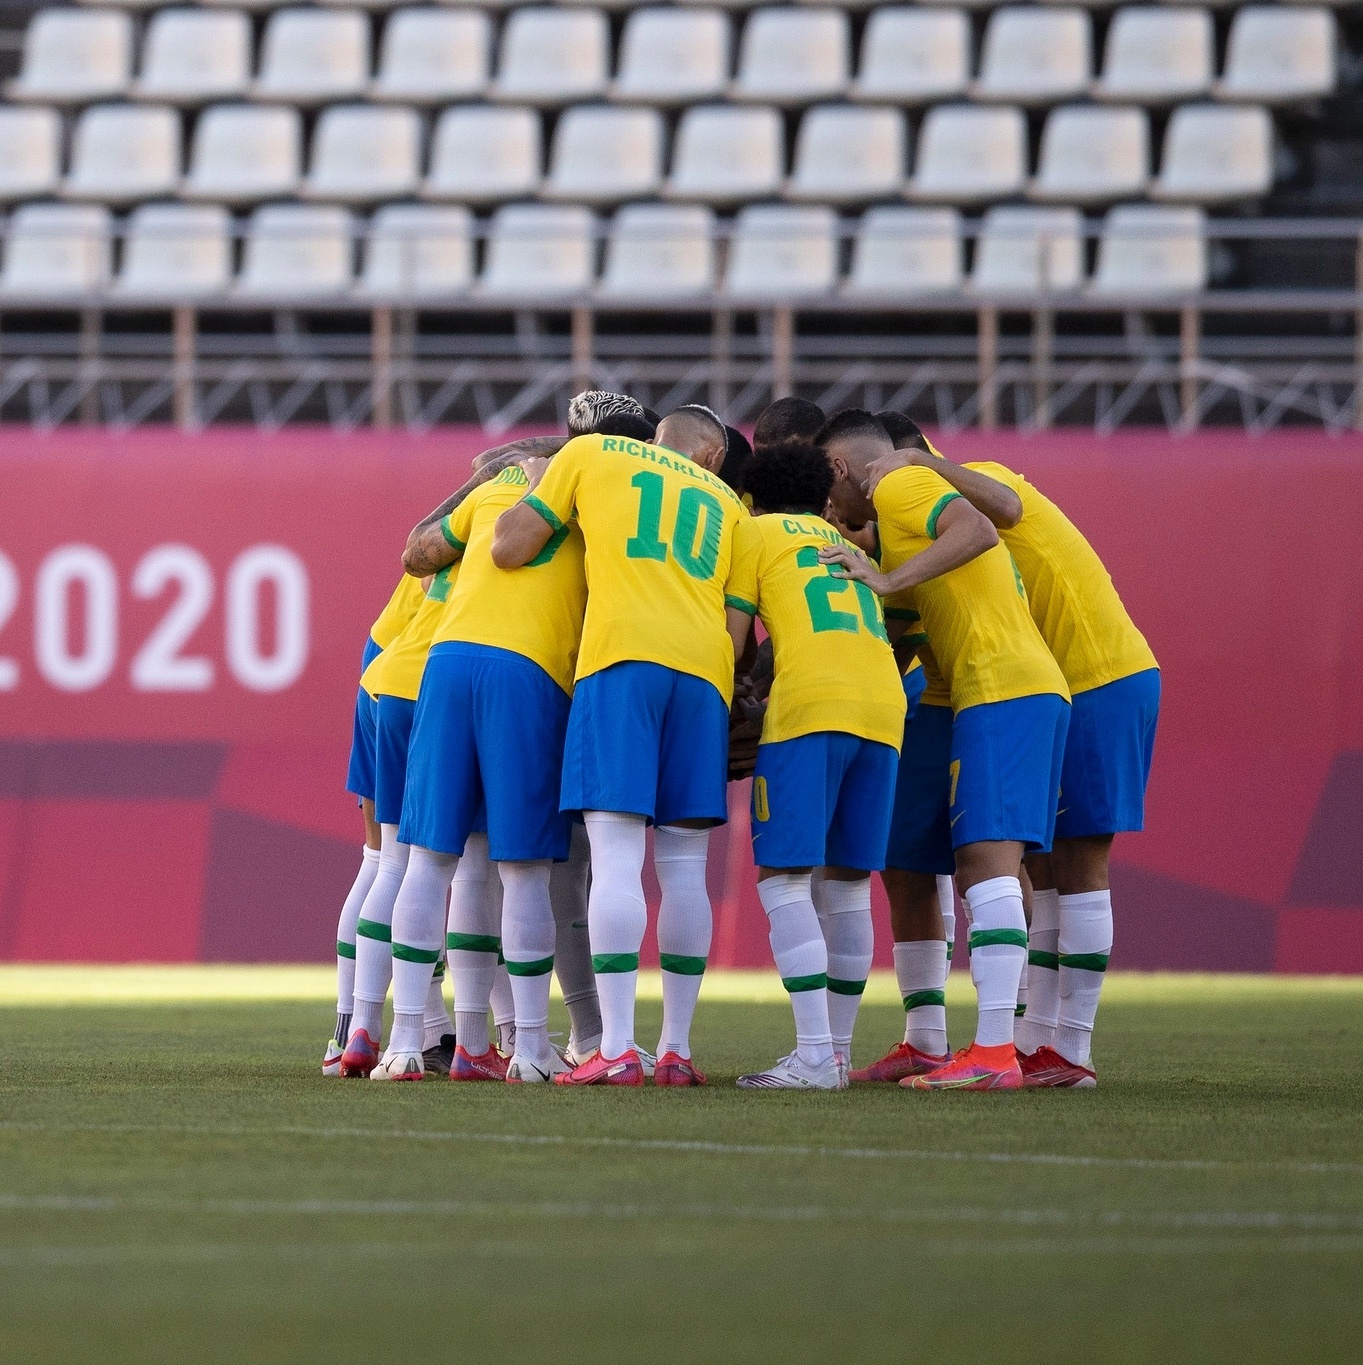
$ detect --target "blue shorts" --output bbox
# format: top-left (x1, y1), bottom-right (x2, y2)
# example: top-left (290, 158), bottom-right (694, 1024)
top-left (373, 693), bottom-right (416, 828)
top-left (561, 661), bottom-right (729, 826)
top-left (400, 641), bottom-right (571, 862)
top-left (1055, 668), bottom-right (1160, 839)
top-left (344, 635), bottom-right (382, 801)
top-left (886, 703), bottom-right (955, 875)
top-left (902, 667), bottom-right (926, 724)
top-left (752, 731), bottom-right (899, 872)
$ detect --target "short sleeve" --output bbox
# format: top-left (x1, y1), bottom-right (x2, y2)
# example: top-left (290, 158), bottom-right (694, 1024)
top-left (523, 436), bottom-right (587, 534)
top-left (874, 465), bottom-right (960, 541)
top-left (724, 515), bottom-right (761, 616)
top-left (443, 483), bottom-right (484, 552)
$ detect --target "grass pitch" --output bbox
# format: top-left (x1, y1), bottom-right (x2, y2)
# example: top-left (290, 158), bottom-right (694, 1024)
top-left (0, 970), bottom-right (1360, 1363)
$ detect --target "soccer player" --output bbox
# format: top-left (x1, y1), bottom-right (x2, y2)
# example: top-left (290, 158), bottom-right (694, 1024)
top-left (724, 443), bottom-right (906, 1089)
top-left (818, 410), bottom-right (1070, 1091)
top-left (752, 397), bottom-right (826, 452)
top-left (492, 407), bottom-right (745, 1087)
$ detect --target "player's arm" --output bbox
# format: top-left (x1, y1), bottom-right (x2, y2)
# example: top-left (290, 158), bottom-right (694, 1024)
top-left (890, 449), bottom-right (1023, 530)
top-left (492, 450), bottom-right (573, 569)
top-left (726, 606), bottom-right (756, 674)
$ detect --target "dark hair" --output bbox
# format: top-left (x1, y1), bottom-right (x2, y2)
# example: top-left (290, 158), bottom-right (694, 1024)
top-left (639, 405), bottom-right (662, 427)
top-left (875, 410), bottom-right (930, 451)
top-left (753, 397), bottom-right (826, 451)
top-left (814, 407), bottom-right (891, 449)
top-left (669, 403), bottom-right (729, 456)
top-left (590, 410), bottom-right (657, 441)
top-left (743, 441), bottom-right (836, 517)
top-left (719, 424), bottom-right (751, 493)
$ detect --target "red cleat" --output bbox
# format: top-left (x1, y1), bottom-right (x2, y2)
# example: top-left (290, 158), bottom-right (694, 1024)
top-left (849, 1041), bottom-right (949, 1084)
top-left (337, 1029), bottom-right (381, 1079)
top-left (901, 1042), bottom-right (1023, 1091)
top-left (653, 1052), bottom-right (707, 1087)
top-left (552, 1048), bottom-right (646, 1087)
top-left (448, 1045), bottom-right (509, 1082)
top-left (1019, 1045), bottom-right (1096, 1089)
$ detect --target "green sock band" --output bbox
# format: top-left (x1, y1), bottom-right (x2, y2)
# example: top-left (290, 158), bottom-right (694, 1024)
top-left (1028, 949), bottom-right (1060, 970)
top-left (1060, 952), bottom-right (1110, 973)
top-left (592, 952), bottom-right (640, 974)
top-left (827, 977), bottom-right (866, 997)
top-left (356, 918), bottom-right (391, 943)
top-left (336, 941), bottom-right (356, 960)
top-left (782, 972), bottom-right (827, 994)
top-left (903, 988), bottom-right (946, 1012)
top-left (946, 942), bottom-right (954, 962)
top-left (659, 953), bottom-right (707, 976)
top-left (447, 933), bottom-right (500, 954)
top-left (505, 956), bottom-right (555, 978)
top-left (970, 927), bottom-right (1029, 951)
top-left (1014, 1003), bottom-right (1027, 1017)
top-left (392, 943), bottom-right (442, 965)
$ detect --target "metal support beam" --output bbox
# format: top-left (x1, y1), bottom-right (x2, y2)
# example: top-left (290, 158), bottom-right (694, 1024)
top-left (172, 306), bottom-right (196, 431)
top-left (710, 308), bottom-right (732, 417)
top-left (570, 306), bottom-right (594, 397)
top-left (1355, 231), bottom-right (1363, 431)
top-left (1032, 306), bottom-right (1053, 429)
top-left (371, 305), bottom-right (392, 429)
top-left (977, 306), bottom-right (998, 430)
top-left (79, 309), bottom-right (101, 426)
top-left (1179, 305), bottom-right (1201, 430)
top-left (770, 306), bottom-right (794, 402)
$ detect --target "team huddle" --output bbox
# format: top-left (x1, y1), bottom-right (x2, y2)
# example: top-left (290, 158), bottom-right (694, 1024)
top-left (324, 390), bottom-right (1159, 1091)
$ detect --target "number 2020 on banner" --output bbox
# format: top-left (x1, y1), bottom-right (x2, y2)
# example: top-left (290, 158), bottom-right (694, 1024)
top-left (0, 544), bottom-right (309, 694)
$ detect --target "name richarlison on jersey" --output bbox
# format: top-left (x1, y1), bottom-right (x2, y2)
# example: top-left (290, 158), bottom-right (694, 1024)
top-left (598, 437), bottom-right (741, 502)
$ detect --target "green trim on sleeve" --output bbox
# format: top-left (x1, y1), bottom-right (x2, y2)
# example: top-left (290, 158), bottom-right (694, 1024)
top-left (724, 594), bottom-right (758, 616)
top-left (523, 493), bottom-right (564, 533)
top-left (925, 491), bottom-right (963, 540)
top-left (904, 632), bottom-right (930, 647)
top-left (439, 515), bottom-right (465, 551)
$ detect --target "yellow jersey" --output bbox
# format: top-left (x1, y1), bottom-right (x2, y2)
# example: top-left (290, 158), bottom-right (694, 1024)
top-left (432, 466), bottom-right (587, 696)
top-left (874, 465), bottom-right (1069, 712)
top-left (523, 433), bottom-right (749, 703)
top-left (728, 513), bottom-right (906, 749)
top-left (359, 565), bottom-right (457, 702)
top-left (368, 574), bottom-right (426, 650)
top-left (966, 461), bottom-right (1158, 694)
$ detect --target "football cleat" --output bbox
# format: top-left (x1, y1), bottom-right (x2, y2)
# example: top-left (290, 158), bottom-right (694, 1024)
top-left (337, 1029), bottom-right (381, 1079)
top-left (901, 1042), bottom-right (1023, 1091)
top-left (322, 1040), bottom-right (344, 1078)
top-left (422, 1033), bottom-right (456, 1079)
top-left (370, 1051), bottom-right (425, 1082)
top-left (448, 1045), bottom-right (510, 1082)
top-left (506, 1052), bottom-right (561, 1084)
top-left (849, 1041), bottom-right (949, 1084)
top-left (552, 1048), bottom-right (646, 1087)
top-left (653, 1052), bottom-right (707, 1087)
top-left (1019, 1044), bottom-right (1097, 1089)
top-left (737, 1052), bottom-right (845, 1091)
top-left (633, 1044), bottom-right (657, 1079)
top-left (833, 1052), bottom-right (850, 1090)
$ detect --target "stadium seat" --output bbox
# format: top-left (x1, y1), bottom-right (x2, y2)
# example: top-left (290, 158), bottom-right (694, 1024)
top-left (1151, 104), bottom-right (1274, 203)
top-left (971, 206), bottom-right (1084, 293)
top-left (131, 9), bottom-right (251, 105)
top-left (115, 203), bottom-right (232, 296)
top-left (6, 9), bottom-right (132, 104)
top-left (1029, 105), bottom-right (1149, 204)
top-left (973, 7), bottom-right (1092, 105)
top-left (731, 8), bottom-right (851, 106)
top-left (75, 0), bottom-right (162, 9)
top-left (181, 104), bottom-right (303, 204)
top-left (422, 105), bottom-right (543, 204)
top-left (62, 104), bottom-right (181, 204)
top-left (1089, 204), bottom-right (1207, 294)
top-left (612, 8), bottom-right (732, 106)
top-left (843, 206), bottom-right (964, 295)
top-left (490, 8), bottom-right (610, 106)
top-left (198, 0), bottom-right (293, 10)
top-left (850, 8), bottom-right (971, 105)
top-left (236, 205), bottom-right (355, 296)
top-left (0, 108), bottom-right (62, 202)
top-left (0, 203), bottom-right (112, 296)
top-left (786, 104), bottom-right (908, 204)
top-left (253, 9), bottom-right (371, 105)
top-left (542, 106), bottom-right (665, 204)
top-left (725, 205), bottom-right (839, 297)
top-left (301, 106), bottom-right (422, 204)
top-left (907, 105), bottom-right (1028, 203)
top-left (1215, 6), bottom-right (1337, 103)
top-left (370, 8), bottom-right (492, 103)
top-left (599, 204), bottom-right (716, 297)
top-left (1092, 7), bottom-right (1212, 104)
top-left (665, 105), bottom-right (784, 204)
top-left (358, 204), bottom-right (475, 296)
top-left (480, 204), bottom-right (596, 297)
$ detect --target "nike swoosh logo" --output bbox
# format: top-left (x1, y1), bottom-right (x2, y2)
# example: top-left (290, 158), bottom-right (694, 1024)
top-left (950, 810), bottom-right (966, 827)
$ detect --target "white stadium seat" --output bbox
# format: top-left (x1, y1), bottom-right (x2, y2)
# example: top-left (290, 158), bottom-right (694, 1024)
top-left (974, 7), bottom-right (1092, 105)
top-left (0, 107), bottom-right (62, 202)
top-left (132, 9), bottom-right (251, 105)
top-left (908, 105), bottom-right (1028, 204)
top-left (1151, 104), bottom-right (1274, 203)
top-left (7, 9), bottom-right (132, 104)
top-left (850, 8), bottom-right (971, 105)
top-left (1093, 7), bottom-right (1213, 104)
top-left (115, 203), bottom-right (232, 296)
top-left (0, 204), bottom-right (112, 296)
top-left (732, 8), bottom-right (851, 105)
top-left (1089, 204), bottom-right (1207, 294)
top-left (844, 206), bottom-right (964, 295)
top-left (423, 105), bottom-right (543, 203)
top-left (76, 0), bottom-right (162, 9)
top-left (1215, 6), bottom-right (1337, 103)
top-left (600, 204), bottom-right (716, 297)
top-left (62, 104), bottom-right (181, 204)
top-left (480, 204), bottom-right (596, 297)
top-left (254, 9), bottom-right (371, 105)
top-left (725, 205), bottom-right (839, 297)
top-left (666, 105), bottom-right (784, 204)
top-left (358, 204), bottom-right (475, 296)
top-left (613, 8), bottom-right (731, 106)
top-left (370, 8), bottom-right (492, 103)
top-left (237, 205), bottom-right (355, 296)
top-left (302, 106), bottom-right (422, 204)
top-left (786, 105), bottom-right (908, 204)
top-left (542, 106), bottom-right (665, 204)
top-left (181, 104), bottom-right (303, 204)
top-left (1029, 105), bottom-right (1149, 204)
top-left (491, 8), bottom-right (610, 106)
top-left (971, 206), bottom-right (1084, 293)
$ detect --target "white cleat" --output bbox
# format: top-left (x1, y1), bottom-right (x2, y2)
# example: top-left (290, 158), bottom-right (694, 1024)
top-left (633, 1044), bottom-right (657, 1079)
top-left (505, 1053), bottom-right (556, 1083)
top-left (369, 1050), bottom-right (425, 1082)
top-left (322, 1040), bottom-right (344, 1078)
top-left (833, 1052), bottom-right (850, 1090)
top-left (736, 1052), bottom-right (847, 1091)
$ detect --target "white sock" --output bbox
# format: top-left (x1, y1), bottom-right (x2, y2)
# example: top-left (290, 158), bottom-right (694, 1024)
top-left (938, 874), bottom-right (956, 967)
top-left (759, 873), bottom-right (833, 1068)
top-left (348, 825), bottom-right (407, 1045)
top-left (965, 876), bottom-right (1028, 1049)
top-left (424, 962), bottom-right (452, 1049)
top-left (1016, 886), bottom-right (1060, 1056)
top-left (552, 823), bottom-right (601, 1055)
top-left (389, 846), bottom-right (458, 1054)
top-left (893, 940), bottom-right (948, 1055)
top-left (500, 860), bottom-right (556, 1063)
top-left (654, 825), bottom-right (712, 1061)
top-left (334, 844), bottom-right (380, 1042)
top-left (1055, 889), bottom-right (1113, 1067)
top-left (447, 833), bottom-right (498, 1057)
top-left (583, 811), bottom-right (649, 1061)
top-left (813, 876), bottom-right (873, 1062)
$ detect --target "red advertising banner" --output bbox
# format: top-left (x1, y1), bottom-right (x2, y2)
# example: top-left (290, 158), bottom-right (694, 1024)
top-left (2, 425), bottom-right (1361, 972)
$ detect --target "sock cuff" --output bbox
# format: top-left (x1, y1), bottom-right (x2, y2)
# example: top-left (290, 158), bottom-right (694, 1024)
top-left (362, 845), bottom-right (381, 864)
top-left (583, 810), bottom-right (647, 830)
top-left (758, 873), bottom-right (813, 914)
top-left (816, 878), bottom-right (872, 916)
top-left (1030, 886), bottom-right (1061, 929)
top-left (654, 825), bottom-right (712, 862)
top-left (1058, 889), bottom-right (1114, 913)
top-left (963, 876), bottom-right (1022, 912)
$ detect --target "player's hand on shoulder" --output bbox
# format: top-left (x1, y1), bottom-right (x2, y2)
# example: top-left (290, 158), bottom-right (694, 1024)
top-left (865, 450), bottom-right (913, 493)
top-left (519, 455), bottom-right (552, 488)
